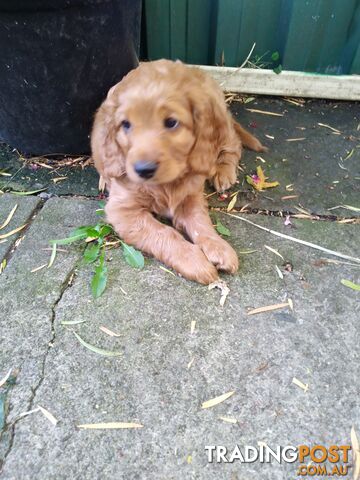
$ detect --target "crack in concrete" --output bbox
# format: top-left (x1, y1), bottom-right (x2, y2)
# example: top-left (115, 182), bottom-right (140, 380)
top-left (211, 206), bottom-right (359, 222)
top-left (0, 265), bottom-right (77, 473)
top-left (1, 199), bottom-right (46, 267)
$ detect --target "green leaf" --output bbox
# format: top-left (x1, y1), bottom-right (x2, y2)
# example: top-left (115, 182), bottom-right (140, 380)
top-left (273, 65), bottom-right (282, 75)
top-left (50, 232), bottom-right (88, 245)
top-left (83, 242), bottom-right (101, 264)
top-left (98, 200), bottom-right (106, 208)
top-left (70, 226), bottom-right (100, 238)
top-left (99, 225), bottom-right (113, 237)
top-left (271, 51), bottom-right (280, 61)
top-left (121, 242), bottom-right (144, 269)
top-left (341, 279), bottom-right (360, 291)
top-left (215, 220), bottom-right (231, 237)
top-left (91, 250), bottom-right (108, 298)
top-left (73, 332), bottom-right (122, 357)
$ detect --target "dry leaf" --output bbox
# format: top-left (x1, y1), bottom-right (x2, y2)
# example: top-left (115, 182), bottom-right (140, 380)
top-left (275, 265), bottom-right (283, 279)
top-left (264, 245), bottom-right (284, 260)
top-left (38, 405), bottom-right (58, 426)
top-left (0, 368), bottom-right (12, 388)
top-left (201, 391), bottom-right (235, 409)
top-left (77, 422), bottom-right (143, 430)
top-left (187, 357), bottom-right (195, 369)
top-left (292, 377), bottom-right (309, 392)
top-left (31, 263), bottom-right (48, 273)
top-left (208, 280), bottom-right (230, 306)
top-left (0, 205), bottom-right (17, 230)
top-left (246, 108), bottom-right (283, 117)
top-left (219, 416), bottom-right (237, 424)
top-left (99, 326), bottom-right (121, 337)
top-left (227, 193), bottom-right (238, 212)
top-left (0, 223), bottom-right (27, 240)
top-left (318, 122), bottom-right (341, 134)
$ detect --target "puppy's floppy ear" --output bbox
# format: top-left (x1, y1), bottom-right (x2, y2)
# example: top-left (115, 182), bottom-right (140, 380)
top-left (91, 96), bottom-right (125, 182)
top-left (186, 84), bottom-right (229, 176)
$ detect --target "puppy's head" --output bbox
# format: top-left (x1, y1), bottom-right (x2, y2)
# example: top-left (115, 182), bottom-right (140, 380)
top-left (91, 60), bottom-right (224, 184)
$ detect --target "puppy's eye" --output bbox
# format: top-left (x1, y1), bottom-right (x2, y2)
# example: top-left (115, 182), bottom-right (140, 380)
top-left (164, 117), bottom-right (179, 129)
top-left (121, 120), bottom-right (131, 132)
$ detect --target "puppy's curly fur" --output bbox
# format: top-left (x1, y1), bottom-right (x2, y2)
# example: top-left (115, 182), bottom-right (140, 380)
top-left (91, 60), bottom-right (266, 284)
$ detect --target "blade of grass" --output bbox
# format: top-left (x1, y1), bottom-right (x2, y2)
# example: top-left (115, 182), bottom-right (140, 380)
top-left (73, 332), bottom-right (122, 357)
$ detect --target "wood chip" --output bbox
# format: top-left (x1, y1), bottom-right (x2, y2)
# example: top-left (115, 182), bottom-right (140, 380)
top-left (219, 416), bottom-right (237, 424)
top-left (247, 302), bottom-right (290, 315)
top-left (288, 298), bottom-right (294, 311)
top-left (98, 175), bottom-right (106, 192)
top-left (201, 391), bottom-right (235, 409)
top-left (38, 405), bottom-right (58, 426)
top-left (264, 245), bottom-right (284, 260)
top-left (0, 205), bottom-right (17, 230)
top-left (0, 223), bottom-right (27, 240)
top-left (190, 321), bottom-right (196, 334)
top-left (0, 368), bottom-right (12, 388)
top-left (256, 156), bottom-right (266, 163)
top-left (119, 286), bottom-right (128, 295)
top-left (99, 326), bottom-right (122, 337)
top-left (281, 195), bottom-right (298, 200)
top-left (31, 263), bottom-right (48, 273)
top-left (52, 176), bottom-right (68, 184)
top-left (77, 422), bottom-right (143, 430)
top-left (208, 280), bottom-right (230, 307)
top-left (286, 137), bottom-right (306, 142)
top-left (264, 134), bottom-right (274, 140)
top-left (292, 377), bottom-right (309, 392)
top-left (246, 108), bottom-right (283, 117)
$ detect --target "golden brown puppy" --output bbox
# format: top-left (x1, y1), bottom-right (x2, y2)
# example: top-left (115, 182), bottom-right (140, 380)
top-left (91, 60), bottom-right (266, 284)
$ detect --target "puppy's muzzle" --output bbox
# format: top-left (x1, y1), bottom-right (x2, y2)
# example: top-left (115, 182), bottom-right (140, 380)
top-left (134, 160), bottom-right (158, 179)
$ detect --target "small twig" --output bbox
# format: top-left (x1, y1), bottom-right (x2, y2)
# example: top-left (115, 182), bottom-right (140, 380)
top-left (226, 213), bottom-right (360, 264)
top-left (220, 42), bottom-right (256, 87)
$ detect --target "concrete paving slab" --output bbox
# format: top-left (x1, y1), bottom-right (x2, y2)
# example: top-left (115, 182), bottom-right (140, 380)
top-left (0, 194), bottom-right (41, 262)
top-left (209, 97), bottom-right (360, 216)
top-left (1, 201), bottom-right (358, 479)
top-left (0, 196), bottom-right (97, 467)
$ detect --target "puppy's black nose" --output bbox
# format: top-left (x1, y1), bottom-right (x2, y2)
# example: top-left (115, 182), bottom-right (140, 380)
top-left (134, 160), bottom-right (158, 179)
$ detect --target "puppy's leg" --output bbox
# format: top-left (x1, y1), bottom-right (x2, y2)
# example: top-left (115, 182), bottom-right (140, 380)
top-left (106, 200), bottom-right (219, 284)
top-left (212, 149), bottom-right (240, 192)
top-left (174, 195), bottom-right (238, 274)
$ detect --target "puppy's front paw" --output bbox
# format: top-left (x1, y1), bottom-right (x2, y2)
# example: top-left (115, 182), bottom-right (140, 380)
top-left (212, 164), bottom-right (237, 192)
top-left (199, 237), bottom-right (239, 274)
top-left (176, 244), bottom-right (219, 285)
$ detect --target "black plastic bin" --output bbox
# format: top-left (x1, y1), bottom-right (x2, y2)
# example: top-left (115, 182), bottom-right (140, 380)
top-left (0, 0), bottom-right (141, 154)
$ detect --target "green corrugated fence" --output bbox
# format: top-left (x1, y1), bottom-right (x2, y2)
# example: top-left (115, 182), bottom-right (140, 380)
top-left (143, 0), bottom-right (360, 74)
